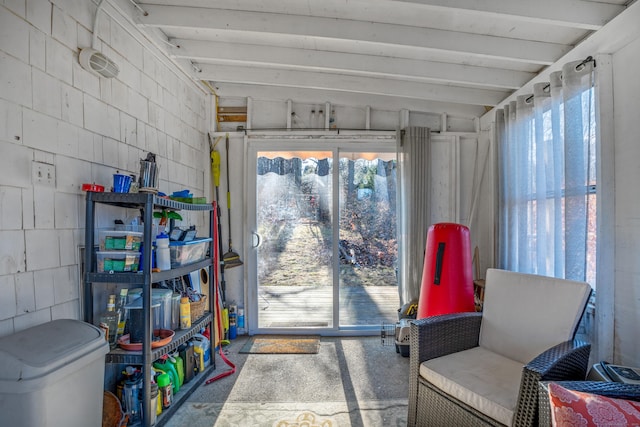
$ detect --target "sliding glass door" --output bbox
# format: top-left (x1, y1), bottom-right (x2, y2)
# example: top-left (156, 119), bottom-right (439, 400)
top-left (246, 138), bottom-right (398, 334)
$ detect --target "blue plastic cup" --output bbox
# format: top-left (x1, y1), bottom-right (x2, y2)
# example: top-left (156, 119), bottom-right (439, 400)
top-left (113, 174), bottom-right (132, 193)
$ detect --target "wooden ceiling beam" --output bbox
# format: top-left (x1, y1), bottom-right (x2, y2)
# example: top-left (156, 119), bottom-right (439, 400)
top-left (170, 39), bottom-right (535, 90)
top-left (197, 64), bottom-right (511, 106)
top-left (211, 82), bottom-right (487, 118)
top-left (138, 5), bottom-right (571, 64)
top-left (388, 0), bottom-right (624, 30)
top-left (138, 0), bottom-right (624, 30)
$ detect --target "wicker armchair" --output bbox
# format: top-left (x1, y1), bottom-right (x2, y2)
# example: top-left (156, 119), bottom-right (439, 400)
top-left (408, 269), bottom-right (592, 427)
top-left (538, 381), bottom-right (640, 427)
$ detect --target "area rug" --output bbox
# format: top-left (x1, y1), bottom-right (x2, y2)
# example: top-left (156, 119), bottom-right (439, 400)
top-left (239, 336), bottom-right (321, 354)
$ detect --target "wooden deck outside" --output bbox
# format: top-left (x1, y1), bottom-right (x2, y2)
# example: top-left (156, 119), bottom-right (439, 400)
top-left (257, 284), bottom-right (400, 328)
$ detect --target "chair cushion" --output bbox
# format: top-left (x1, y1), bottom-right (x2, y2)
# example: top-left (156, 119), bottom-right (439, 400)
top-left (548, 382), bottom-right (640, 426)
top-left (420, 346), bottom-right (524, 426)
top-left (479, 269), bottom-right (591, 364)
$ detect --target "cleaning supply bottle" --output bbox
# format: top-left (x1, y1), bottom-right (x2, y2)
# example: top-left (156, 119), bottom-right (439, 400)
top-left (178, 342), bottom-right (195, 383)
top-left (169, 353), bottom-right (184, 388)
top-left (152, 368), bottom-right (164, 416)
top-left (192, 334), bottom-right (210, 368)
top-left (193, 343), bottom-right (204, 373)
top-left (153, 357), bottom-right (180, 395)
top-left (237, 308), bottom-right (245, 334)
top-left (180, 296), bottom-right (191, 329)
top-left (156, 372), bottom-right (172, 409)
top-left (228, 310), bottom-right (237, 340)
top-left (149, 382), bottom-right (159, 426)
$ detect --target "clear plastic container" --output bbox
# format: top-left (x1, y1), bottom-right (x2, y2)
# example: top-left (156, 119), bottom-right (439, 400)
top-left (169, 238), bottom-right (212, 267)
top-left (96, 251), bottom-right (141, 273)
top-left (153, 289), bottom-right (173, 331)
top-left (99, 229), bottom-right (143, 251)
top-left (126, 297), bottom-right (161, 343)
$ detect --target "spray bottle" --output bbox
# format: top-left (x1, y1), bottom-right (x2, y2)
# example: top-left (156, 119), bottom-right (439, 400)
top-left (153, 356), bottom-right (180, 395)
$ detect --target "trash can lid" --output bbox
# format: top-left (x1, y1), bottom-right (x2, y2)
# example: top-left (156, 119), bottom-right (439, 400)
top-left (0, 319), bottom-right (108, 381)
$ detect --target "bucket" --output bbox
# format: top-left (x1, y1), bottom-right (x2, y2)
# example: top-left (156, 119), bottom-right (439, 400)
top-left (113, 174), bottom-right (132, 193)
top-left (139, 160), bottom-right (159, 189)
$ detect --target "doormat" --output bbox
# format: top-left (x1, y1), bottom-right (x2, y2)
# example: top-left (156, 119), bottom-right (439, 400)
top-left (239, 336), bottom-right (320, 354)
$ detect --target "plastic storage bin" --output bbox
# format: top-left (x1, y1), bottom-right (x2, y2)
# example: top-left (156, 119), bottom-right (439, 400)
top-left (97, 251), bottom-right (141, 272)
top-left (99, 229), bottom-right (143, 251)
top-left (0, 319), bottom-right (109, 427)
top-left (169, 237), bottom-right (212, 268)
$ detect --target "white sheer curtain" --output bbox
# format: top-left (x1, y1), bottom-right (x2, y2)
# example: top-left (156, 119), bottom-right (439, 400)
top-left (397, 127), bottom-right (431, 306)
top-left (497, 58), bottom-right (597, 284)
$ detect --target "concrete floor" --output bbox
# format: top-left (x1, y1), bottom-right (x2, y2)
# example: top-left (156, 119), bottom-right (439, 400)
top-left (164, 335), bottom-right (410, 426)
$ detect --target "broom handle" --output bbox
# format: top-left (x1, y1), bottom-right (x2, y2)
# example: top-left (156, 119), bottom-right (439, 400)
top-left (226, 134), bottom-right (233, 248)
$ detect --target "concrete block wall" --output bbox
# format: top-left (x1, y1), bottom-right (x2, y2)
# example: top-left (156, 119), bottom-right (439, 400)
top-left (0, 1), bottom-right (211, 336)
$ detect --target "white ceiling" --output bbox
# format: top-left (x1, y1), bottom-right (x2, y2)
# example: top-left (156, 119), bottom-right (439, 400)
top-left (124, 0), bottom-right (631, 116)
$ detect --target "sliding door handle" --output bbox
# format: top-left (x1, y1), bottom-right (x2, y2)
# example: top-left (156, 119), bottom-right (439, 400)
top-left (251, 231), bottom-right (262, 248)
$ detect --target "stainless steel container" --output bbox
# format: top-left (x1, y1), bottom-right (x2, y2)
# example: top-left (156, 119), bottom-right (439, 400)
top-left (139, 160), bottom-right (158, 189)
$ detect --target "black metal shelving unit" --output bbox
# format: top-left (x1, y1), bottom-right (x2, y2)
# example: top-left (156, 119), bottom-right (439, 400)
top-left (84, 191), bottom-right (215, 427)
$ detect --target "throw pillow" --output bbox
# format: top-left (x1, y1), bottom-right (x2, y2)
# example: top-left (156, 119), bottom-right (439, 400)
top-left (548, 382), bottom-right (640, 426)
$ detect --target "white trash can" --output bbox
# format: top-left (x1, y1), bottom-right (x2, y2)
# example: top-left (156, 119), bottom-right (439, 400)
top-left (0, 319), bottom-right (109, 427)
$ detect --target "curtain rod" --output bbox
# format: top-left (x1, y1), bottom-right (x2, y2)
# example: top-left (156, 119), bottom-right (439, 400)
top-left (524, 56), bottom-right (596, 104)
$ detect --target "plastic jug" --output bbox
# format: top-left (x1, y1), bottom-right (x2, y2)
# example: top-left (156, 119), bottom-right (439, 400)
top-left (179, 342), bottom-right (195, 383)
top-left (193, 345), bottom-right (204, 373)
top-left (153, 358), bottom-right (180, 394)
top-left (169, 353), bottom-right (184, 388)
top-left (192, 334), bottom-right (210, 368)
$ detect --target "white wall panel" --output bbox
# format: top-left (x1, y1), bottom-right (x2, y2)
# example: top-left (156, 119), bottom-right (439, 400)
top-left (56, 155), bottom-right (91, 193)
top-left (34, 269), bottom-right (55, 310)
top-left (52, 265), bottom-right (78, 304)
top-left (13, 308), bottom-right (51, 332)
top-left (0, 275), bottom-right (17, 320)
top-left (45, 38), bottom-right (73, 85)
top-left (21, 188), bottom-right (35, 230)
top-left (23, 109), bottom-right (58, 152)
top-left (52, 5), bottom-right (77, 51)
top-left (58, 228), bottom-right (76, 266)
top-left (54, 192), bottom-right (79, 229)
top-left (15, 271), bottom-right (36, 315)
top-left (0, 52), bottom-right (32, 107)
top-left (611, 31), bottom-right (640, 366)
top-left (0, 186), bottom-right (23, 230)
top-left (51, 300), bottom-right (80, 320)
top-left (25, 229), bottom-right (60, 270)
top-left (26, 0), bottom-right (51, 34)
top-left (61, 83), bottom-right (84, 127)
top-left (33, 186), bottom-right (54, 229)
top-left (0, 7), bottom-right (29, 62)
top-left (0, 230), bottom-right (26, 275)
